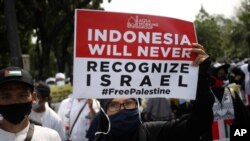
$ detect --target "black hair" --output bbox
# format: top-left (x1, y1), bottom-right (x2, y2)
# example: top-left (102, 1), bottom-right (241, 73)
top-left (35, 81), bottom-right (50, 98)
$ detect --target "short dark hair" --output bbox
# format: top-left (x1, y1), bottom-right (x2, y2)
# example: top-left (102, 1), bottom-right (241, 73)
top-left (35, 81), bottom-right (50, 97)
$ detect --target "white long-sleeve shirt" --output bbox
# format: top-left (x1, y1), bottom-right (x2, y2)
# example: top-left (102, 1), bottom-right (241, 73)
top-left (0, 123), bottom-right (61, 141)
top-left (29, 104), bottom-right (65, 141)
top-left (240, 64), bottom-right (250, 94)
top-left (57, 98), bottom-right (99, 141)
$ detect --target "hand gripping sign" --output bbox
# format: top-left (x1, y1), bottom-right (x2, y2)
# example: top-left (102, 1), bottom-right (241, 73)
top-left (73, 9), bottom-right (198, 99)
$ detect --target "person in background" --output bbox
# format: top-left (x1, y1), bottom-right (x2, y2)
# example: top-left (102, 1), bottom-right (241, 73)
top-left (210, 62), bottom-right (230, 87)
top-left (228, 67), bottom-right (247, 103)
top-left (0, 67), bottom-right (61, 141)
top-left (57, 74), bottom-right (100, 141)
top-left (55, 73), bottom-right (66, 86)
top-left (53, 72), bottom-right (67, 112)
top-left (45, 77), bottom-right (56, 87)
top-left (57, 97), bottom-right (99, 141)
top-left (29, 81), bottom-right (65, 140)
top-left (240, 61), bottom-right (250, 111)
top-left (142, 98), bottom-right (172, 121)
top-left (175, 99), bottom-right (193, 119)
top-left (209, 62), bottom-right (250, 140)
top-left (45, 77), bottom-right (56, 107)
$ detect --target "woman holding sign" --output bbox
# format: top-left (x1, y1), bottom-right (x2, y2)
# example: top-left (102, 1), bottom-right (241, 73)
top-left (92, 43), bottom-right (214, 141)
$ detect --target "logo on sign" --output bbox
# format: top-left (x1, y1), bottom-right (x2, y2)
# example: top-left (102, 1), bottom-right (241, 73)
top-left (127, 16), bottom-right (158, 29)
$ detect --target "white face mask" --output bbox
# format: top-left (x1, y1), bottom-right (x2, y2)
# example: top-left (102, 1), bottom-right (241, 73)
top-left (56, 81), bottom-right (65, 86)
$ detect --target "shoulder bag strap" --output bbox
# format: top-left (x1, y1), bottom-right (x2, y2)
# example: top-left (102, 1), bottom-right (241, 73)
top-left (25, 123), bottom-right (35, 141)
top-left (69, 101), bottom-right (88, 136)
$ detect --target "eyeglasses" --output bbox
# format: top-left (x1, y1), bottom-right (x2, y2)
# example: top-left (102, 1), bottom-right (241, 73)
top-left (107, 99), bottom-right (137, 112)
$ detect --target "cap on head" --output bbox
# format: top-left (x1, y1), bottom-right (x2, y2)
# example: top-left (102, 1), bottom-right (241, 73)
top-left (35, 82), bottom-right (50, 97)
top-left (0, 67), bottom-right (33, 89)
top-left (210, 62), bottom-right (230, 74)
top-left (55, 73), bottom-right (65, 80)
top-left (45, 77), bottom-right (56, 84)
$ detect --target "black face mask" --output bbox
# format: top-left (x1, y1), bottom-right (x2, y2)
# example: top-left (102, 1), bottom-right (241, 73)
top-left (0, 102), bottom-right (32, 124)
top-left (109, 109), bottom-right (140, 137)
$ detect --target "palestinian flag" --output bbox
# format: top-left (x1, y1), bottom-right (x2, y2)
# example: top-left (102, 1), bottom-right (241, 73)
top-left (212, 119), bottom-right (233, 141)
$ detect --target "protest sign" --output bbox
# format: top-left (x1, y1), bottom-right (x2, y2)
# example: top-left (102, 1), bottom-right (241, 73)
top-left (73, 9), bottom-right (198, 99)
top-left (50, 84), bottom-right (72, 102)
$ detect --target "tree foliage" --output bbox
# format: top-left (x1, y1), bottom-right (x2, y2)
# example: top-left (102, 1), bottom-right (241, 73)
top-left (233, 0), bottom-right (250, 58)
top-left (194, 7), bottom-right (224, 61)
top-left (194, 0), bottom-right (250, 61)
top-left (1, 0), bottom-right (107, 80)
top-left (1, 0), bottom-right (250, 80)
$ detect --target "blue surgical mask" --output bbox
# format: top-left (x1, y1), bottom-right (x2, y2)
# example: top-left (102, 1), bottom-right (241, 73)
top-left (32, 101), bottom-right (41, 110)
top-left (109, 109), bottom-right (140, 137)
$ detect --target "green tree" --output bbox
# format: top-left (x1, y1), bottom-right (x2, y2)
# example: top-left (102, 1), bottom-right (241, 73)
top-left (195, 1), bottom-right (250, 61)
top-left (1, 0), bottom-right (108, 80)
top-left (231, 0), bottom-right (250, 58)
top-left (194, 7), bottom-right (224, 61)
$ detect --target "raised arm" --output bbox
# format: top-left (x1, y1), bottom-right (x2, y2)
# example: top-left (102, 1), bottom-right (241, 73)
top-left (156, 43), bottom-right (214, 140)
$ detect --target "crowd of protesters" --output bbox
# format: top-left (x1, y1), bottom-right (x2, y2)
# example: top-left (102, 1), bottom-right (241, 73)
top-left (0, 44), bottom-right (250, 141)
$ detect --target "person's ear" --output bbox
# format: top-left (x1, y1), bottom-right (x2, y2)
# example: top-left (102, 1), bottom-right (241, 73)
top-left (31, 92), bottom-right (38, 103)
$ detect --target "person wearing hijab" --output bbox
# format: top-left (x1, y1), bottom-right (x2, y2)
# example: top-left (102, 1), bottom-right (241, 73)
top-left (93, 43), bottom-right (215, 141)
